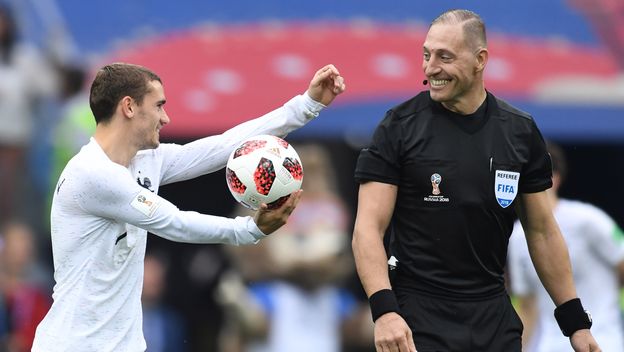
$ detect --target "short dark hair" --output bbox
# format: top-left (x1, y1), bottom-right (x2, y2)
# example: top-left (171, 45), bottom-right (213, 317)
top-left (431, 9), bottom-right (487, 51)
top-left (546, 141), bottom-right (568, 183)
top-left (89, 63), bottom-right (162, 124)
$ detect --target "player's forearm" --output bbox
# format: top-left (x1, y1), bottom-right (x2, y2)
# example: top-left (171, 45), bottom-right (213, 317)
top-left (152, 212), bottom-right (265, 245)
top-left (90, 182), bottom-right (265, 245)
top-left (221, 93), bottom-right (322, 139)
top-left (527, 228), bottom-right (578, 305)
top-left (352, 228), bottom-right (392, 297)
top-left (160, 94), bottom-right (324, 183)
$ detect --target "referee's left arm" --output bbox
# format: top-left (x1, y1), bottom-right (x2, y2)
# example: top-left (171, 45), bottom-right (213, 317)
top-left (515, 191), bottom-right (600, 351)
top-left (515, 191), bottom-right (576, 306)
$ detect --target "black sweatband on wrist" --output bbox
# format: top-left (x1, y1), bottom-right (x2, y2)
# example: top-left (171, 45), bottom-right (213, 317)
top-left (554, 298), bottom-right (592, 337)
top-left (369, 289), bottom-right (400, 322)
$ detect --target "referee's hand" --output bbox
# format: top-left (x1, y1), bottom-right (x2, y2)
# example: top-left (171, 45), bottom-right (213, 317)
top-left (253, 190), bottom-right (302, 235)
top-left (570, 329), bottom-right (601, 352)
top-left (374, 312), bottom-right (417, 352)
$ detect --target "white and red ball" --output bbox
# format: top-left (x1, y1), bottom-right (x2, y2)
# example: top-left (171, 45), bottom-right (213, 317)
top-left (225, 135), bottom-right (303, 210)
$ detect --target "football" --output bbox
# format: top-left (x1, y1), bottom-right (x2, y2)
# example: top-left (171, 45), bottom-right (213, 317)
top-left (225, 135), bottom-right (303, 210)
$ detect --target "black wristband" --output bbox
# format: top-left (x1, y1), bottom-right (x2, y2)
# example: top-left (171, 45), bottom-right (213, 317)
top-left (369, 289), bottom-right (400, 322)
top-left (554, 298), bottom-right (593, 337)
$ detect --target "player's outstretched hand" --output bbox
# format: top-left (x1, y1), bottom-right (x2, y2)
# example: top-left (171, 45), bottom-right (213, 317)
top-left (374, 312), bottom-right (417, 352)
top-left (307, 64), bottom-right (346, 106)
top-left (570, 329), bottom-right (601, 352)
top-left (253, 190), bottom-right (303, 235)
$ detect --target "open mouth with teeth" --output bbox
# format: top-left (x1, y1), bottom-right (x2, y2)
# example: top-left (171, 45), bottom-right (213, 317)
top-left (430, 79), bottom-right (451, 87)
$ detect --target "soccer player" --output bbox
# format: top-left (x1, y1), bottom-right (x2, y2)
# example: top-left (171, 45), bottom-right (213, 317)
top-left (351, 9), bottom-right (600, 352)
top-left (31, 62), bottom-right (345, 351)
top-left (508, 141), bottom-right (624, 351)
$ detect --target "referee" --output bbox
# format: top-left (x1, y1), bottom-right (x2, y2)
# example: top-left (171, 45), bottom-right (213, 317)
top-left (351, 9), bottom-right (600, 352)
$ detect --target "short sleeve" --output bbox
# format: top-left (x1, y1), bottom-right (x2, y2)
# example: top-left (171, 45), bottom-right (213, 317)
top-left (354, 110), bottom-right (403, 185)
top-left (519, 120), bottom-right (552, 193)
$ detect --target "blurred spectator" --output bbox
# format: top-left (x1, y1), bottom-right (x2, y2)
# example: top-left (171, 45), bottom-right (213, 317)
top-left (142, 251), bottom-right (189, 352)
top-left (0, 287), bottom-right (9, 351)
top-left (181, 244), bottom-right (228, 352)
top-left (0, 3), bottom-right (57, 225)
top-left (42, 64), bottom-right (94, 215)
top-left (508, 141), bottom-right (624, 351)
top-left (26, 63), bottom-right (93, 238)
top-left (49, 65), bottom-right (93, 185)
top-left (569, 0), bottom-right (624, 69)
top-left (0, 221), bottom-right (52, 352)
top-left (217, 143), bottom-right (373, 352)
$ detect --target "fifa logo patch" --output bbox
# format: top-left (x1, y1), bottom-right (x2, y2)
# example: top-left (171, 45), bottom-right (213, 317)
top-left (131, 188), bottom-right (161, 217)
top-left (430, 173), bottom-right (442, 195)
top-left (424, 173), bottom-right (449, 203)
top-left (494, 170), bottom-right (520, 208)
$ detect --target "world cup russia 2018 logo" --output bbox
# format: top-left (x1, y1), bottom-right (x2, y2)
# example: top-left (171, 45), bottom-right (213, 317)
top-left (431, 173), bottom-right (442, 195)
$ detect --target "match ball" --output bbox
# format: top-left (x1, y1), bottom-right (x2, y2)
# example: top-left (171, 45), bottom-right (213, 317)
top-left (225, 135), bottom-right (303, 210)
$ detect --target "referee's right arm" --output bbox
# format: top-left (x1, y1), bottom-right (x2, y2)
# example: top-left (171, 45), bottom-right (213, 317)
top-left (352, 181), bottom-right (416, 352)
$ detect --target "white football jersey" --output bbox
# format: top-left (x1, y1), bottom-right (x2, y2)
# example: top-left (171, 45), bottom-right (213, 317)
top-left (32, 94), bottom-right (324, 352)
top-left (508, 199), bottom-right (624, 352)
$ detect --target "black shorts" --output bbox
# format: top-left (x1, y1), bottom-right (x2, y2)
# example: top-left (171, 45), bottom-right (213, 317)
top-left (396, 291), bottom-right (523, 352)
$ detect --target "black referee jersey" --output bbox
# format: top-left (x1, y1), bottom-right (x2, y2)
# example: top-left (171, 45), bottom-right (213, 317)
top-left (355, 91), bottom-right (552, 300)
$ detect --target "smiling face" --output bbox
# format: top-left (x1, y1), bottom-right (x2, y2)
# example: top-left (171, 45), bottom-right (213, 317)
top-left (423, 22), bottom-right (487, 113)
top-left (133, 80), bottom-right (169, 150)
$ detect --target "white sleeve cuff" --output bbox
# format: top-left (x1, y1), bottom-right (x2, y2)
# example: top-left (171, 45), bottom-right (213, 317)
top-left (240, 216), bottom-right (267, 242)
top-left (302, 91), bottom-right (326, 119)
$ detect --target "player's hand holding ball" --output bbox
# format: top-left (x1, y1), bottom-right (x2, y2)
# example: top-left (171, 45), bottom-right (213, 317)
top-left (226, 134), bottom-right (305, 235)
top-left (253, 189), bottom-right (303, 235)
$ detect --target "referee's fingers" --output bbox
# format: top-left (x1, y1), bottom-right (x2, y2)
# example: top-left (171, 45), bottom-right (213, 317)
top-left (377, 342), bottom-right (396, 352)
top-left (397, 337), bottom-right (414, 352)
top-left (406, 329), bottom-right (417, 352)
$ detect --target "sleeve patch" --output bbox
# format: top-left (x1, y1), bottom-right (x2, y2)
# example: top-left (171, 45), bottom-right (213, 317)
top-left (130, 189), bottom-right (161, 217)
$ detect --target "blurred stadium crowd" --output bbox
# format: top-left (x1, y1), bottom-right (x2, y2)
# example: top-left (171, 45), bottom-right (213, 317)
top-left (0, 0), bottom-right (623, 351)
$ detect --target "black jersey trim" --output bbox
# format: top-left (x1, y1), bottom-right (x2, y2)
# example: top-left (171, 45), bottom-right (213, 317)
top-left (354, 173), bottom-right (400, 186)
top-left (495, 96), bottom-right (533, 121)
top-left (519, 179), bottom-right (553, 194)
top-left (387, 91), bottom-right (431, 121)
top-left (115, 232), bottom-right (127, 245)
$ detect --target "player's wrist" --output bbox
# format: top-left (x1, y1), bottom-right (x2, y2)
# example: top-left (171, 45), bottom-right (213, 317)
top-left (303, 90), bottom-right (326, 114)
top-left (369, 288), bottom-right (400, 322)
top-left (554, 298), bottom-right (592, 337)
